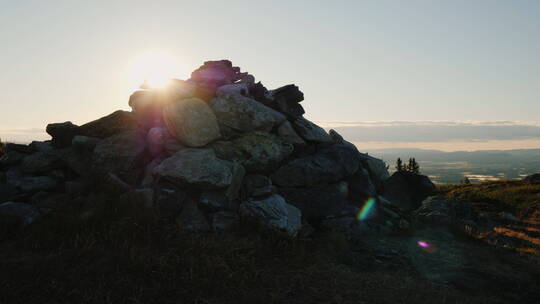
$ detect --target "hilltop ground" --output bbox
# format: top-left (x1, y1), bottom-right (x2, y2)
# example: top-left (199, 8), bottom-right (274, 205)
top-left (1, 180), bottom-right (539, 304)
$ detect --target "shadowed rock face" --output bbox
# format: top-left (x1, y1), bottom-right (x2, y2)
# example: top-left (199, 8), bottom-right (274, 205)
top-left (2, 59), bottom-right (430, 238)
top-left (382, 171), bottom-right (436, 212)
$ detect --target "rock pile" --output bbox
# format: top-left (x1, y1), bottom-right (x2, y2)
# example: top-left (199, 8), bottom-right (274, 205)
top-left (0, 60), bottom-right (436, 237)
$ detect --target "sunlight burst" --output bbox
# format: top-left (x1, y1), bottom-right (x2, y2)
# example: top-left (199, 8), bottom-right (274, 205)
top-left (128, 52), bottom-right (186, 89)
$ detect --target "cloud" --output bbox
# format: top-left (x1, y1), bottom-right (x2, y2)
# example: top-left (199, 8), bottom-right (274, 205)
top-left (317, 121), bottom-right (540, 142)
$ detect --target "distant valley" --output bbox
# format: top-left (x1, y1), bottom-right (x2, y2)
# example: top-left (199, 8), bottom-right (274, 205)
top-left (363, 148), bottom-right (540, 184)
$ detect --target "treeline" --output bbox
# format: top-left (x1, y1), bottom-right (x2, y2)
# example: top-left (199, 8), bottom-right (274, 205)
top-left (395, 157), bottom-right (420, 174)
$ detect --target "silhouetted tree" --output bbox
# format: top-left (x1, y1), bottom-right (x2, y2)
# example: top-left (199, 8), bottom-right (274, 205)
top-left (406, 158), bottom-right (420, 174)
top-left (461, 177), bottom-right (471, 184)
top-left (395, 158), bottom-right (404, 172)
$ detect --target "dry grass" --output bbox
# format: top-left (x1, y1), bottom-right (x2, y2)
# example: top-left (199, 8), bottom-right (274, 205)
top-left (1, 195), bottom-right (535, 303)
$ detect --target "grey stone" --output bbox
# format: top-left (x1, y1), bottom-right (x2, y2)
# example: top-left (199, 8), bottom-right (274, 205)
top-left (216, 83), bottom-right (249, 97)
top-left (92, 131), bottom-right (146, 185)
top-left (225, 162), bottom-right (245, 201)
top-left (176, 199), bottom-right (210, 233)
top-left (239, 194), bottom-right (302, 237)
top-left (277, 121), bottom-right (306, 145)
top-left (292, 117), bottom-right (332, 143)
top-left (199, 191), bottom-right (228, 211)
top-left (209, 95), bottom-right (286, 133)
top-left (0, 202), bottom-right (41, 227)
top-left (162, 98), bottom-right (221, 147)
top-left (21, 152), bottom-right (61, 174)
top-left (16, 176), bottom-right (58, 192)
top-left (153, 149), bottom-right (234, 189)
top-left (211, 211), bottom-right (239, 231)
top-left (243, 174), bottom-right (273, 198)
top-left (155, 183), bottom-right (186, 219)
top-left (358, 153), bottom-right (390, 185)
top-left (210, 132), bottom-right (293, 172)
top-left (72, 136), bottom-right (100, 151)
top-left (46, 121), bottom-right (80, 148)
top-left (65, 181), bottom-right (87, 197)
top-left (382, 171), bottom-right (436, 212)
top-left (268, 84), bottom-right (305, 118)
top-left (271, 143), bottom-right (360, 187)
top-left (79, 110), bottom-right (137, 139)
top-left (0, 151), bottom-right (25, 168)
top-left (29, 141), bottom-right (53, 153)
top-left (345, 167), bottom-right (377, 204)
top-left (278, 182), bottom-right (349, 222)
top-left (120, 188), bottom-right (154, 209)
top-left (103, 173), bottom-right (133, 195)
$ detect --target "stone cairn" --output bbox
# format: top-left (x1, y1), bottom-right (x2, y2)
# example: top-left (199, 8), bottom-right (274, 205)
top-left (0, 60), bottom-right (436, 237)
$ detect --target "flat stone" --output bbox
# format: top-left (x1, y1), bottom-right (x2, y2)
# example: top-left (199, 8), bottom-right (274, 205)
top-left (21, 152), bottom-right (61, 174)
top-left (153, 149), bottom-right (234, 189)
top-left (209, 95), bottom-right (286, 133)
top-left (210, 132), bottom-right (293, 172)
top-left (292, 117), bottom-right (332, 143)
top-left (239, 194), bottom-right (302, 237)
top-left (162, 98), bottom-right (221, 147)
top-left (46, 122), bottom-right (80, 148)
top-left (277, 121), bottom-right (306, 145)
top-left (79, 110), bottom-right (137, 139)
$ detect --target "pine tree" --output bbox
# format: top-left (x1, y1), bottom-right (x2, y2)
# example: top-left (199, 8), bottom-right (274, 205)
top-left (405, 158), bottom-right (420, 174)
top-left (395, 158), bottom-right (404, 172)
top-left (461, 177), bottom-right (471, 184)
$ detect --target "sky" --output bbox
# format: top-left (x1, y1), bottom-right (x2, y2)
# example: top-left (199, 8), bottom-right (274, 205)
top-left (1, 0), bottom-right (539, 149)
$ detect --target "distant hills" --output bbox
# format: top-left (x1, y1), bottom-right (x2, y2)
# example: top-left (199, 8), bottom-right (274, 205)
top-left (363, 148), bottom-right (540, 184)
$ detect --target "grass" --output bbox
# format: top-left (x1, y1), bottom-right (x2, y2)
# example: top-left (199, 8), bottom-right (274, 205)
top-left (2, 193), bottom-right (534, 303)
top-left (437, 180), bottom-right (540, 216)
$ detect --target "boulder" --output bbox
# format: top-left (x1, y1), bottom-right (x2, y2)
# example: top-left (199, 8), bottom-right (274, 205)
top-left (292, 117), bottom-right (332, 143)
top-left (358, 154), bottom-right (390, 186)
top-left (0, 202), bottom-right (41, 228)
top-left (382, 171), bottom-right (436, 211)
top-left (209, 95), bottom-right (286, 133)
top-left (216, 83), bottom-right (249, 97)
top-left (414, 196), bottom-right (494, 235)
top-left (210, 132), bottom-right (293, 172)
top-left (276, 121), bottom-right (306, 145)
top-left (225, 162), bottom-right (245, 201)
top-left (153, 149), bottom-right (234, 189)
top-left (119, 188), bottom-right (154, 209)
top-left (31, 192), bottom-right (71, 211)
top-left (199, 191), bottom-right (228, 211)
top-left (278, 182), bottom-right (349, 222)
top-left (72, 136), bottom-right (100, 151)
top-left (239, 194), bottom-right (302, 237)
top-left (190, 60), bottom-right (245, 88)
top-left (0, 151), bottom-right (26, 168)
top-left (268, 84), bottom-right (305, 118)
top-left (79, 110), bottom-right (137, 139)
top-left (21, 152), bottom-right (61, 174)
top-left (162, 98), bottom-right (221, 147)
top-left (176, 199), bottom-right (210, 233)
top-left (0, 184), bottom-right (18, 203)
top-left (243, 174), bottom-right (273, 198)
top-left (14, 176), bottom-right (58, 193)
top-left (211, 211), bottom-right (239, 231)
top-left (154, 182), bottom-right (186, 219)
top-left (524, 173), bottom-right (540, 184)
top-left (46, 121), bottom-right (80, 148)
top-left (4, 143), bottom-right (33, 154)
top-left (345, 167), bottom-right (377, 204)
top-left (29, 141), bottom-right (53, 153)
top-left (271, 143), bottom-right (360, 187)
top-left (92, 131), bottom-right (146, 185)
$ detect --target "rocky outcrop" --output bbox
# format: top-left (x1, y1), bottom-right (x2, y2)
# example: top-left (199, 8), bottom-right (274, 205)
top-left (0, 60), bottom-right (433, 239)
top-left (381, 171), bottom-right (436, 211)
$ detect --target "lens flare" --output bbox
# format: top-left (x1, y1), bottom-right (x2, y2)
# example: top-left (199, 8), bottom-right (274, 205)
top-left (417, 240), bottom-right (430, 248)
top-left (356, 197), bottom-right (376, 221)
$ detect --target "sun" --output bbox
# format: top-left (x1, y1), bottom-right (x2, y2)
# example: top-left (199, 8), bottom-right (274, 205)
top-left (128, 51), bottom-right (187, 89)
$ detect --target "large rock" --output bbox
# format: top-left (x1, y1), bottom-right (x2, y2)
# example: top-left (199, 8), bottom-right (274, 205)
top-left (79, 110), bottom-right (137, 139)
top-left (46, 122), bottom-right (80, 148)
top-left (210, 132), bottom-right (293, 172)
top-left (0, 151), bottom-right (26, 168)
top-left (92, 131), bottom-right (146, 184)
top-left (345, 167), bottom-right (377, 204)
top-left (268, 84), bottom-right (305, 118)
top-left (211, 211), bottom-right (239, 231)
top-left (176, 199), bottom-right (210, 233)
top-left (358, 153), bottom-right (390, 186)
top-left (190, 60), bottom-right (245, 88)
top-left (153, 149), bottom-right (234, 189)
top-left (0, 202), bottom-right (41, 228)
top-left (216, 83), bottom-right (249, 97)
top-left (278, 182), bottom-right (349, 222)
top-left (276, 121), bottom-right (306, 145)
top-left (162, 98), bottom-right (221, 147)
top-left (382, 171), bottom-right (436, 212)
top-left (209, 95), bottom-right (286, 133)
top-left (72, 136), bottom-right (100, 152)
top-left (20, 152), bottom-right (61, 174)
top-left (414, 196), bottom-right (494, 235)
top-left (291, 117), bottom-right (333, 143)
top-left (524, 173), bottom-right (540, 184)
top-left (14, 176), bottom-right (58, 192)
top-left (271, 143), bottom-right (360, 187)
top-left (239, 194), bottom-right (302, 237)
top-left (243, 174), bottom-right (273, 198)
